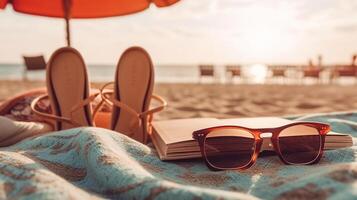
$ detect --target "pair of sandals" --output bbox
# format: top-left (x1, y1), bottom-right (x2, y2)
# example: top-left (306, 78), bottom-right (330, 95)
top-left (30, 46), bottom-right (167, 144)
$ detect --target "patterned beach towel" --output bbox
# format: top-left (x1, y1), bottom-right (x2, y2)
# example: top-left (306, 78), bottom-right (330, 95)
top-left (0, 112), bottom-right (357, 199)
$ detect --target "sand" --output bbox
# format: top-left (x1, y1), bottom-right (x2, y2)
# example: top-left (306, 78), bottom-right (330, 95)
top-left (1, 80), bottom-right (356, 120)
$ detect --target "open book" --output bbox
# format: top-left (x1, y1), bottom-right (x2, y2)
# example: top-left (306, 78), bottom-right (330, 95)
top-left (151, 117), bottom-right (354, 161)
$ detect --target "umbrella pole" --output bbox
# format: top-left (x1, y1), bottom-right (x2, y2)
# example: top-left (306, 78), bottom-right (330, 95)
top-left (63, 0), bottom-right (72, 46)
top-left (65, 17), bottom-right (71, 46)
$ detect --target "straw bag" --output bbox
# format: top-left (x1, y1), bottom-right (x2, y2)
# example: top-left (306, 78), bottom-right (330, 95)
top-left (0, 88), bottom-right (111, 130)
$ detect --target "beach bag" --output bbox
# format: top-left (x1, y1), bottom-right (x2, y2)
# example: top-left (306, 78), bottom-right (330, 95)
top-left (0, 88), bottom-right (112, 130)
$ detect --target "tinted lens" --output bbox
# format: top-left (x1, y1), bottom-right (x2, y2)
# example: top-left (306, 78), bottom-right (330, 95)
top-left (204, 128), bottom-right (255, 169)
top-left (279, 124), bottom-right (321, 164)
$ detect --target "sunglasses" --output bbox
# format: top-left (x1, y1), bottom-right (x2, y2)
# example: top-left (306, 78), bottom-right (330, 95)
top-left (192, 122), bottom-right (330, 170)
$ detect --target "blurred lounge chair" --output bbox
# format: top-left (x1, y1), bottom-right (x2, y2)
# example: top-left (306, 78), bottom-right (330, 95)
top-left (199, 64), bottom-right (215, 83)
top-left (300, 59), bottom-right (322, 84)
top-left (302, 66), bottom-right (323, 84)
top-left (331, 65), bottom-right (356, 83)
top-left (330, 55), bottom-right (357, 84)
top-left (225, 65), bottom-right (242, 83)
top-left (269, 65), bottom-right (287, 84)
top-left (22, 55), bottom-right (46, 80)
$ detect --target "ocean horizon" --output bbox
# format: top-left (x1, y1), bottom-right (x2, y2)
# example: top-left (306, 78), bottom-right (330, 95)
top-left (0, 63), bottom-right (268, 84)
top-left (2, 63), bottom-right (355, 85)
top-left (0, 63), bottom-right (202, 83)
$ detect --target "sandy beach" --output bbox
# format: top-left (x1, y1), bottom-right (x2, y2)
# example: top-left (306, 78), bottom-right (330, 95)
top-left (1, 80), bottom-right (356, 120)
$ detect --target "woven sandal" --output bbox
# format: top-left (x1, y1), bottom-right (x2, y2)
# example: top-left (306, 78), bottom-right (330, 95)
top-left (35, 47), bottom-right (94, 130)
top-left (100, 47), bottom-right (167, 143)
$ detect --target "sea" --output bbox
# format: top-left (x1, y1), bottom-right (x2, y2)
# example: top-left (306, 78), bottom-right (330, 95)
top-left (1, 63), bottom-right (353, 84)
top-left (0, 63), bottom-right (263, 84)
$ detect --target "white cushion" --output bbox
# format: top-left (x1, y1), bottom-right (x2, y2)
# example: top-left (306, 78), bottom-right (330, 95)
top-left (0, 116), bottom-right (53, 146)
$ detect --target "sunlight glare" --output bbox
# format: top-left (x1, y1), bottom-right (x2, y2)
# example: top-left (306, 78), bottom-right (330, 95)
top-left (245, 64), bottom-right (268, 83)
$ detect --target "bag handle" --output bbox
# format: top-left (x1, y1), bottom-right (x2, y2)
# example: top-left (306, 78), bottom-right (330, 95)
top-left (30, 92), bottom-right (101, 127)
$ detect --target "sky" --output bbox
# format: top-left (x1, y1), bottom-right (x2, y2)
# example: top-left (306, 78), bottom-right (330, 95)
top-left (0, 0), bottom-right (357, 65)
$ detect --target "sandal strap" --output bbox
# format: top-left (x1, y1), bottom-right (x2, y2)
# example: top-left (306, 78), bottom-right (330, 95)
top-left (141, 95), bottom-right (167, 135)
top-left (138, 94), bottom-right (167, 118)
top-left (100, 82), bottom-right (167, 134)
top-left (31, 92), bottom-right (100, 127)
top-left (31, 94), bottom-right (75, 126)
top-left (100, 82), bottom-right (142, 120)
top-left (101, 90), bottom-right (142, 133)
top-left (101, 90), bottom-right (167, 119)
top-left (100, 82), bottom-right (141, 134)
top-left (101, 90), bottom-right (140, 117)
top-left (92, 96), bottom-right (105, 120)
top-left (69, 92), bottom-right (101, 123)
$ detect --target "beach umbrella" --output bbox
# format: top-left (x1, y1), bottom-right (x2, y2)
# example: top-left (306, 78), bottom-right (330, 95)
top-left (0, 0), bottom-right (180, 46)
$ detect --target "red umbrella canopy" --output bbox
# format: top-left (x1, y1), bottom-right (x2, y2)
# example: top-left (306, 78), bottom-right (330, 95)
top-left (0, 0), bottom-right (179, 18)
top-left (0, 0), bottom-right (180, 46)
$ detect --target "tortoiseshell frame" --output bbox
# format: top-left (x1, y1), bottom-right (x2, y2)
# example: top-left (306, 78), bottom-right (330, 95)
top-left (192, 122), bottom-right (331, 171)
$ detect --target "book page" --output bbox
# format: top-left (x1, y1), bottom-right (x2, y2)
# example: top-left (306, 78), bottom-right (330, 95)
top-left (221, 117), bottom-right (347, 136)
top-left (220, 117), bottom-right (292, 128)
top-left (152, 118), bottom-right (221, 144)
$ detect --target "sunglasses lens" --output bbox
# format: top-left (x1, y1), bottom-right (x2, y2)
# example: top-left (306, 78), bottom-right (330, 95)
top-left (279, 125), bottom-right (321, 164)
top-left (204, 128), bottom-right (255, 169)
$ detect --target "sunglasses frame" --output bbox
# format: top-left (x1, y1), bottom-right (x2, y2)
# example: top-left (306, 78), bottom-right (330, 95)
top-left (192, 122), bottom-right (330, 170)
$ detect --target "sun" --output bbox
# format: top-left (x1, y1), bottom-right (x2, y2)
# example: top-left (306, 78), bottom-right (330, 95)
top-left (244, 64), bottom-right (268, 84)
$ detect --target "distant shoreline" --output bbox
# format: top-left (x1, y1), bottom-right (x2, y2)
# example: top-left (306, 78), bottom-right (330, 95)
top-left (2, 63), bottom-right (357, 84)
